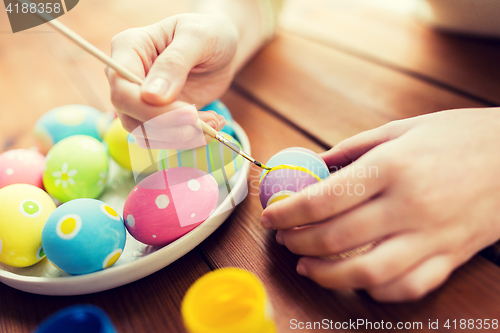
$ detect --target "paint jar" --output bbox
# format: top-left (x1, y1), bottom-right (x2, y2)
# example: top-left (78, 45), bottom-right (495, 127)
top-left (182, 268), bottom-right (276, 333)
top-left (35, 305), bottom-right (116, 333)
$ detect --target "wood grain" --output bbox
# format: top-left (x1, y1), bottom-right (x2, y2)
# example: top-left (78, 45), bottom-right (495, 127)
top-left (235, 32), bottom-right (485, 149)
top-left (2, 0), bottom-right (500, 332)
top-left (280, 0), bottom-right (500, 105)
top-left (0, 250), bottom-right (210, 333)
top-left (0, 0), bottom-right (188, 151)
top-left (212, 89), bottom-right (500, 333)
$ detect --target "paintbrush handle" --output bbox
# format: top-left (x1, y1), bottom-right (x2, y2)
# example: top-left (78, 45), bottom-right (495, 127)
top-left (38, 15), bottom-right (270, 170)
top-left (47, 19), bottom-right (144, 85)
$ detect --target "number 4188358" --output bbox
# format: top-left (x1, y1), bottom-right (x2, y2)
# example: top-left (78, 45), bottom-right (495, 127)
top-left (444, 319), bottom-right (499, 330)
top-left (5, 2), bottom-right (62, 14)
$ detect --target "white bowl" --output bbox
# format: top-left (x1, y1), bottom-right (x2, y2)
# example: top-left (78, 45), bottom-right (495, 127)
top-left (0, 122), bottom-right (250, 295)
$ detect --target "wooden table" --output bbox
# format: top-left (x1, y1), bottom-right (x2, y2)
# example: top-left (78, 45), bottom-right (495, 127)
top-left (2, 0), bottom-right (500, 332)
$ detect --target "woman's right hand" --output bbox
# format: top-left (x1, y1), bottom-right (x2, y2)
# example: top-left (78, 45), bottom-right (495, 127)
top-left (106, 13), bottom-right (239, 148)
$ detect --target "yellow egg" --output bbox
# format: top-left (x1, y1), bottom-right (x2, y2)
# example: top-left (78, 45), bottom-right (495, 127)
top-left (104, 118), bottom-right (159, 173)
top-left (0, 184), bottom-right (56, 267)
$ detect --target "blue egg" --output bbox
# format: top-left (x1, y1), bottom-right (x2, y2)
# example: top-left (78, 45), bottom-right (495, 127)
top-left (261, 147), bottom-right (330, 180)
top-left (200, 100), bottom-right (235, 136)
top-left (34, 105), bottom-right (112, 154)
top-left (41, 199), bottom-right (126, 275)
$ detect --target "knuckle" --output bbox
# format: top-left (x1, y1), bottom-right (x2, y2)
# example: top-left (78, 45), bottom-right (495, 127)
top-left (380, 119), bottom-right (399, 132)
top-left (111, 28), bottom-right (140, 48)
top-left (399, 281), bottom-right (427, 301)
top-left (204, 110), bottom-right (218, 117)
top-left (200, 111), bottom-right (219, 124)
top-left (267, 204), bottom-right (288, 228)
top-left (355, 264), bottom-right (385, 287)
top-left (298, 199), bottom-right (321, 221)
top-left (297, 192), bottom-right (329, 222)
top-left (110, 88), bottom-right (126, 110)
top-left (318, 230), bottom-right (343, 254)
top-left (333, 139), bottom-right (354, 162)
top-left (385, 156), bottom-right (409, 175)
top-left (162, 50), bottom-right (187, 71)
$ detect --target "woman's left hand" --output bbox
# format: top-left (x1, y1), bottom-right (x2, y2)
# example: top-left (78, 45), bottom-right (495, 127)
top-left (261, 107), bottom-right (500, 302)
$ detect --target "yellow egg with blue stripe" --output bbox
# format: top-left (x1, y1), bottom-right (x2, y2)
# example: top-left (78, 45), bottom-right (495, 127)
top-left (0, 184), bottom-right (56, 267)
top-left (158, 134), bottom-right (243, 186)
top-left (104, 118), bottom-right (159, 174)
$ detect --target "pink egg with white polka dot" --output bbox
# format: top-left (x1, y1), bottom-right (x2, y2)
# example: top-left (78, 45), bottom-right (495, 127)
top-left (123, 167), bottom-right (219, 246)
top-left (0, 149), bottom-right (45, 189)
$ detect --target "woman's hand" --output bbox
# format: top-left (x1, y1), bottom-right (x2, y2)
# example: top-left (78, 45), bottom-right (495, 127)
top-left (106, 13), bottom-right (239, 147)
top-left (261, 108), bottom-right (500, 302)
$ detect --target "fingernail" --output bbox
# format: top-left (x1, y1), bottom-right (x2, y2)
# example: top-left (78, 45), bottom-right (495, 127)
top-left (276, 231), bottom-right (284, 245)
top-left (217, 118), bottom-right (226, 130)
top-left (176, 113), bottom-right (197, 126)
top-left (207, 120), bottom-right (217, 129)
top-left (297, 262), bottom-right (307, 276)
top-left (144, 78), bottom-right (169, 96)
top-left (261, 216), bottom-right (272, 229)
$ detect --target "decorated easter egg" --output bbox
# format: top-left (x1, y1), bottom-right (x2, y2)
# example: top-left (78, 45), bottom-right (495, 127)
top-left (259, 165), bottom-right (321, 209)
top-left (158, 133), bottom-right (243, 186)
top-left (123, 167), bottom-right (219, 246)
top-left (260, 147), bottom-right (330, 180)
top-left (43, 135), bottom-right (108, 203)
top-left (41, 199), bottom-right (126, 275)
top-left (0, 184), bottom-right (56, 267)
top-left (200, 100), bottom-right (235, 136)
top-left (34, 104), bottom-right (112, 154)
top-left (103, 118), bottom-right (159, 173)
top-left (0, 149), bottom-right (45, 189)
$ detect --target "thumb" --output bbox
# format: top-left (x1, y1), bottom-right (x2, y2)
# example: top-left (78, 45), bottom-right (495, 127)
top-left (141, 34), bottom-right (206, 105)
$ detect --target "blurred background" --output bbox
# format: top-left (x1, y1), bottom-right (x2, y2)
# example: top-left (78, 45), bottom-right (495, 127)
top-left (1, 0), bottom-right (499, 152)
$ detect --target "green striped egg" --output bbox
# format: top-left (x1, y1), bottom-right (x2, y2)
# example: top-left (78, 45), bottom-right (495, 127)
top-left (158, 134), bottom-right (243, 186)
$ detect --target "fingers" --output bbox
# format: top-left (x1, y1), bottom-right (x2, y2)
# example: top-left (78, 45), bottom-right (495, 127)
top-left (132, 112), bottom-right (226, 150)
top-left (296, 232), bottom-right (437, 290)
top-left (198, 111), bottom-right (226, 132)
top-left (107, 28), bottom-right (149, 81)
top-left (366, 255), bottom-right (453, 302)
top-left (141, 26), bottom-right (210, 105)
top-left (277, 198), bottom-right (405, 256)
top-left (261, 156), bottom-right (388, 230)
top-left (321, 120), bottom-right (411, 169)
top-left (111, 72), bottom-right (191, 123)
top-left (200, 112), bottom-right (226, 145)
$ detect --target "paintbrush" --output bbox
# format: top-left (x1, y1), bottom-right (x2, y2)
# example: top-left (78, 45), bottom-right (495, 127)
top-left (18, 0), bottom-right (271, 170)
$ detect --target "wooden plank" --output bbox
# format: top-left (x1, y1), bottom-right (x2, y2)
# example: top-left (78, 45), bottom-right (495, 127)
top-left (211, 89), bottom-right (500, 332)
top-left (0, 24), bottom-right (94, 151)
top-left (0, 0), bottom-right (189, 152)
top-left (280, 0), bottom-right (500, 105)
top-left (0, 250), bottom-right (210, 333)
top-left (234, 32), bottom-right (485, 149)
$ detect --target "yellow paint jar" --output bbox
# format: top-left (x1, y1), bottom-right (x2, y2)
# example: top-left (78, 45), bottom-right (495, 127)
top-left (182, 268), bottom-right (276, 333)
